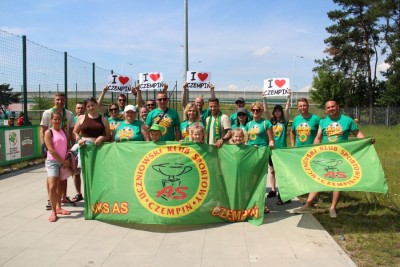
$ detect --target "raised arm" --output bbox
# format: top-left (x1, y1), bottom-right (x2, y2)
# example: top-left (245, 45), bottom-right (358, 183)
top-left (133, 84), bottom-right (144, 107)
top-left (284, 89), bottom-right (291, 121)
top-left (262, 94), bottom-right (272, 120)
top-left (97, 86), bottom-right (108, 108)
top-left (182, 82), bottom-right (188, 108)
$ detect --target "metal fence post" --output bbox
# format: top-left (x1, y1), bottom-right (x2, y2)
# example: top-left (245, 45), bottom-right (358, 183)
top-left (64, 52), bottom-right (68, 108)
top-left (92, 62), bottom-right (96, 97)
top-left (22, 35), bottom-right (28, 124)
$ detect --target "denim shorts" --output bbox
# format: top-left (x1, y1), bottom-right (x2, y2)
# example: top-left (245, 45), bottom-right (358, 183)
top-left (46, 160), bottom-right (62, 177)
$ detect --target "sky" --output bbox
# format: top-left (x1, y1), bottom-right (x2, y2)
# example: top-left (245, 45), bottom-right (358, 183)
top-left (1, 0), bottom-right (348, 93)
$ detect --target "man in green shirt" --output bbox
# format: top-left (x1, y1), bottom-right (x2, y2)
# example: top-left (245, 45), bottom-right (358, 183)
top-left (290, 98), bottom-right (320, 147)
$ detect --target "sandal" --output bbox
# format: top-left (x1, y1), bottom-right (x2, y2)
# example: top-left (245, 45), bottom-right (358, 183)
top-left (264, 207), bottom-right (270, 214)
top-left (62, 196), bottom-right (76, 206)
top-left (72, 194), bottom-right (84, 203)
top-left (56, 209), bottom-right (71, 215)
top-left (49, 213), bottom-right (58, 222)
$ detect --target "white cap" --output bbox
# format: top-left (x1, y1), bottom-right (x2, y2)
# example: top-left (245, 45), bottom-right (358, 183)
top-left (124, 105), bottom-right (137, 112)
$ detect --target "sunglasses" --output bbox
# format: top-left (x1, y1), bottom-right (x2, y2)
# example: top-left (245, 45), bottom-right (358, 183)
top-left (146, 103), bottom-right (155, 106)
top-left (118, 99), bottom-right (126, 102)
top-left (157, 98), bottom-right (168, 102)
top-left (251, 109), bottom-right (261, 113)
top-left (110, 108), bottom-right (118, 112)
top-left (238, 113), bottom-right (247, 117)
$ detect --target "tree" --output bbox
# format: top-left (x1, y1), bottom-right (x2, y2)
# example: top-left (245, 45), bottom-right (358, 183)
top-left (0, 84), bottom-right (21, 118)
top-left (313, 0), bottom-right (384, 122)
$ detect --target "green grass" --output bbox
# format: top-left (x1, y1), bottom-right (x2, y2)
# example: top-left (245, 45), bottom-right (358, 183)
top-left (310, 124), bottom-right (400, 267)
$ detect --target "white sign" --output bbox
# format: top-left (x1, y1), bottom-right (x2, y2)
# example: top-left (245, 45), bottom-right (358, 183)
top-left (107, 74), bottom-right (133, 93)
top-left (5, 130), bottom-right (21, 160)
top-left (186, 71), bottom-right (212, 89)
top-left (139, 72), bottom-right (164, 90)
top-left (263, 78), bottom-right (291, 96)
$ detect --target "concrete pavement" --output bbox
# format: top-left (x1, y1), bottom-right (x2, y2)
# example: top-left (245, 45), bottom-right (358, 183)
top-left (0, 165), bottom-right (356, 267)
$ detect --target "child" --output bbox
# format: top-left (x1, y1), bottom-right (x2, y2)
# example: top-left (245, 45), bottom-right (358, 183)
top-left (189, 124), bottom-right (205, 143)
top-left (149, 124), bottom-right (162, 142)
top-left (230, 128), bottom-right (246, 145)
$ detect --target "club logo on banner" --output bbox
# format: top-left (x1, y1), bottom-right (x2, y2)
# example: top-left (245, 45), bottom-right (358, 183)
top-left (186, 71), bottom-right (212, 89)
top-left (263, 78), bottom-right (291, 96)
top-left (134, 144), bottom-right (210, 218)
top-left (107, 74), bottom-right (133, 93)
top-left (139, 72), bottom-right (164, 90)
top-left (302, 145), bottom-right (362, 188)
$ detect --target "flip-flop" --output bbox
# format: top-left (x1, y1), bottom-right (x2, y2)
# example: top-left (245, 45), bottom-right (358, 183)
top-left (49, 213), bottom-right (58, 222)
top-left (56, 209), bottom-right (71, 215)
top-left (72, 194), bottom-right (84, 203)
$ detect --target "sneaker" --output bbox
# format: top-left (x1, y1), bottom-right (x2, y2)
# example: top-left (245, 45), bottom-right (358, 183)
top-left (329, 209), bottom-right (337, 218)
top-left (293, 206), bottom-right (312, 214)
top-left (266, 191), bottom-right (277, 198)
top-left (46, 200), bottom-right (51, 210)
top-left (62, 196), bottom-right (76, 206)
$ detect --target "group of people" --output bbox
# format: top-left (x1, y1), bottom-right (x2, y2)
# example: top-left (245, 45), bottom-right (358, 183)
top-left (40, 83), bottom-right (368, 222)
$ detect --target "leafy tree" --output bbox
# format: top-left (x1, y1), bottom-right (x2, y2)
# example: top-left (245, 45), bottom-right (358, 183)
top-left (0, 84), bottom-right (21, 118)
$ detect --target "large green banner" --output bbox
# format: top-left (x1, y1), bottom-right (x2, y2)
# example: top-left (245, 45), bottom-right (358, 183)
top-left (81, 142), bottom-right (270, 225)
top-left (272, 138), bottom-right (388, 202)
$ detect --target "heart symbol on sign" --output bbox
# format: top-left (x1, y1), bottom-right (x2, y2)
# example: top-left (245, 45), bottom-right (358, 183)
top-left (197, 73), bottom-right (208, 81)
top-left (274, 79), bottom-right (286, 88)
top-left (150, 73), bottom-right (160, 81)
top-left (119, 76), bottom-right (130, 85)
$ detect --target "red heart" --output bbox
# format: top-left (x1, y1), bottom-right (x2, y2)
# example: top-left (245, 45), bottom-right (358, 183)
top-left (118, 76), bottom-right (130, 85)
top-left (274, 79), bottom-right (286, 88)
top-left (197, 73), bottom-right (208, 81)
top-left (150, 73), bottom-right (160, 81)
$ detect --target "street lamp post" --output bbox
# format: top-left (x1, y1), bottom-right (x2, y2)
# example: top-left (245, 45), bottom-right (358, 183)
top-left (291, 55), bottom-right (303, 107)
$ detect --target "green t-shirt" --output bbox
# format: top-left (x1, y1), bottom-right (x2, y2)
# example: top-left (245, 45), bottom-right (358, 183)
top-left (146, 108), bottom-right (181, 141)
top-left (108, 117), bottom-right (123, 136)
top-left (245, 119), bottom-right (272, 147)
top-left (231, 123), bottom-right (247, 130)
top-left (319, 114), bottom-right (358, 143)
top-left (200, 108), bottom-right (211, 125)
top-left (272, 120), bottom-right (288, 148)
top-left (291, 113), bottom-right (320, 146)
top-left (180, 121), bottom-right (205, 141)
top-left (114, 120), bottom-right (144, 142)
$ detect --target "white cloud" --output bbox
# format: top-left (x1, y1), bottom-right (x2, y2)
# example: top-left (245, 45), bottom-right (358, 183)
top-left (378, 62), bottom-right (390, 72)
top-left (253, 46), bottom-right (272, 57)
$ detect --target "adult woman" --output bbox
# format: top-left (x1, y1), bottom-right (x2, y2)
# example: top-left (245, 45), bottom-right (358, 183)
top-left (245, 102), bottom-right (274, 214)
top-left (180, 103), bottom-right (204, 141)
top-left (231, 108), bottom-right (249, 130)
top-left (138, 106), bottom-right (149, 123)
top-left (113, 105), bottom-right (150, 142)
top-left (107, 103), bottom-right (122, 138)
top-left (263, 92), bottom-right (291, 204)
top-left (73, 97), bottom-right (111, 147)
top-left (44, 111), bottom-right (71, 222)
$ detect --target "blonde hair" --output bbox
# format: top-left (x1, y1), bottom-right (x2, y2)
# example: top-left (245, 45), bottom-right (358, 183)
top-left (189, 124), bottom-right (205, 143)
top-left (230, 128), bottom-right (247, 144)
top-left (250, 101), bottom-right (264, 112)
top-left (183, 102), bottom-right (201, 121)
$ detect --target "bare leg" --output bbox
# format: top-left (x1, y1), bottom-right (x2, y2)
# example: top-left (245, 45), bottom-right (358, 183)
top-left (48, 176), bottom-right (59, 222)
top-left (74, 174), bottom-right (82, 195)
top-left (304, 192), bottom-right (319, 208)
top-left (330, 191), bottom-right (340, 210)
top-left (59, 179), bottom-right (67, 201)
top-left (268, 165), bottom-right (276, 192)
top-left (56, 179), bottom-right (71, 215)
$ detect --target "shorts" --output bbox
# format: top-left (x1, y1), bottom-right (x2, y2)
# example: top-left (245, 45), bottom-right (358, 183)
top-left (46, 160), bottom-right (71, 180)
top-left (46, 160), bottom-right (62, 177)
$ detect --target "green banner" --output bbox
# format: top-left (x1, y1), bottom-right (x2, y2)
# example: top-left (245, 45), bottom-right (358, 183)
top-left (81, 142), bottom-right (270, 225)
top-left (272, 138), bottom-right (388, 202)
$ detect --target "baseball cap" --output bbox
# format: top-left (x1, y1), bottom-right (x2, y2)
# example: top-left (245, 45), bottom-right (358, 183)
top-left (124, 105), bottom-right (137, 112)
top-left (236, 108), bottom-right (247, 115)
top-left (235, 97), bottom-right (245, 104)
top-left (149, 124), bottom-right (161, 132)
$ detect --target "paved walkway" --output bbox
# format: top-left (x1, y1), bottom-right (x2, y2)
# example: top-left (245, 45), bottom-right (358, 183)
top-left (0, 165), bottom-right (356, 267)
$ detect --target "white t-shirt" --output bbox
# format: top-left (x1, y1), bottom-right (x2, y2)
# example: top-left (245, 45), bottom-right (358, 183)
top-left (40, 108), bottom-right (75, 137)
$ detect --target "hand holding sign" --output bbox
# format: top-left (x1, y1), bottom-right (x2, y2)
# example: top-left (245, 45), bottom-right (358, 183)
top-left (263, 78), bottom-right (291, 97)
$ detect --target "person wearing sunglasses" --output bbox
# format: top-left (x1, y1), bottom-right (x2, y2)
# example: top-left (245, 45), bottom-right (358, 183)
top-left (146, 91), bottom-right (181, 141)
top-left (245, 102), bottom-right (274, 148)
top-left (107, 103), bottom-right (123, 137)
top-left (263, 90), bottom-right (291, 204)
top-left (145, 100), bottom-right (156, 111)
top-left (182, 82), bottom-right (216, 125)
top-left (230, 97), bottom-right (253, 126)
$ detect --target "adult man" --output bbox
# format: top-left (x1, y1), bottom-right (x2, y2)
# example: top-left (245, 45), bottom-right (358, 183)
top-left (230, 97), bottom-right (253, 125)
top-left (293, 100), bottom-right (367, 218)
top-left (71, 102), bottom-right (85, 203)
top-left (290, 98), bottom-right (320, 147)
top-left (40, 92), bottom-right (75, 210)
top-left (182, 82), bottom-right (215, 124)
top-left (205, 97), bottom-right (231, 148)
top-left (145, 99), bottom-right (156, 111)
top-left (146, 91), bottom-right (181, 141)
